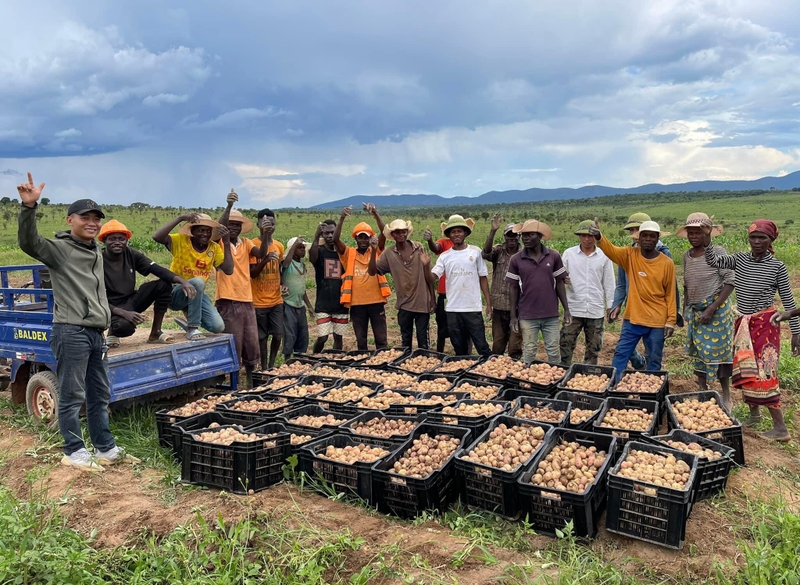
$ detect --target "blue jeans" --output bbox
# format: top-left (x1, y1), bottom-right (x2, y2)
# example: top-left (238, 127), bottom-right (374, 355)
top-left (283, 304), bottom-right (309, 357)
top-left (50, 324), bottom-right (115, 456)
top-left (520, 317), bottom-right (561, 364)
top-left (612, 320), bottom-right (665, 381)
top-left (169, 277), bottom-right (225, 332)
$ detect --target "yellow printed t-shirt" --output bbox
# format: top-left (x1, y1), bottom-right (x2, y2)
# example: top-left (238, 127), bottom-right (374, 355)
top-left (250, 239), bottom-right (285, 308)
top-left (340, 247), bottom-right (386, 306)
top-left (597, 234), bottom-right (677, 328)
top-left (216, 238), bottom-right (256, 302)
top-left (169, 233), bottom-right (225, 282)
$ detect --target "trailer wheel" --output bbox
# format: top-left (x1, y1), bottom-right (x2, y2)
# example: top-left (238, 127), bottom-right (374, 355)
top-left (26, 371), bottom-right (59, 423)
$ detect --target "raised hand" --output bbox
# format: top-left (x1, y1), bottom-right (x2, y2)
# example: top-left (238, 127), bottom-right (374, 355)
top-left (341, 206), bottom-right (353, 218)
top-left (181, 212), bottom-right (201, 224)
top-left (588, 217), bottom-right (601, 238)
top-left (226, 189), bottom-right (238, 206)
top-left (17, 173), bottom-right (46, 207)
top-left (260, 216), bottom-right (275, 235)
top-left (362, 202), bottom-right (376, 214)
top-left (369, 235), bottom-right (379, 250)
top-left (217, 225), bottom-right (231, 242)
top-left (266, 251), bottom-right (279, 262)
top-left (490, 213), bottom-right (503, 231)
top-left (423, 227), bottom-right (433, 242)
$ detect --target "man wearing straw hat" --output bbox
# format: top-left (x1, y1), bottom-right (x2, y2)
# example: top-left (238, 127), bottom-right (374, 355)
top-left (506, 219), bottom-right (570, 364)
top-left (153, 200), bottom-right (234, 341)
top-left (99, 219), bottom-right (196, 348)
top-left (588, 218), bottom-right (677, 380)
top-left (370, 218), bottom-right (436, 349)
top-left (482, 213), bottom-right (522, 359)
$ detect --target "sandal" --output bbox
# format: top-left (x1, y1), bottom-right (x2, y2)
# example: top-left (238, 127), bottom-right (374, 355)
top-left (186, 329), bottom-right (205, 341)
top-left (147, 332), bottom-right (174, 345)
top-left (106, 335), bottom-right (120, 348)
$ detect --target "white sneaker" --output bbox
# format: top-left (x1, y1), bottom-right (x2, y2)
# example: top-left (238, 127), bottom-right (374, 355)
top-left (61, 448), bottom-right (105, 473)
top-left (95, 446), bottom-right (141, 465)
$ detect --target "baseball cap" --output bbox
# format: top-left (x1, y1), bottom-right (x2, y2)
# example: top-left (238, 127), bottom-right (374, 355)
top-left (503, 223), bottom-right (516, 234)
top-left (67, 199), bottom-right (105, 218)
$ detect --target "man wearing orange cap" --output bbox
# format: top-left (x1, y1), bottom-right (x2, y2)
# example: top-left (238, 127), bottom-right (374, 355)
top-left (333, 203), bottom-right (390, 350)
top-left (100, 220), bottom-right (196, 348)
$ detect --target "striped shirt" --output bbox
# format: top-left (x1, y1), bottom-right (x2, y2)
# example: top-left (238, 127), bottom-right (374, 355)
top-left (683, 245), bottom-right (734, 305)
top-left (705, 246), bottom-right (800, 334)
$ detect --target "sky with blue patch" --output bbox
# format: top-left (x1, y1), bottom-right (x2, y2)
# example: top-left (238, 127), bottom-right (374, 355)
top-left (2, 0), bottom-right (800, 208)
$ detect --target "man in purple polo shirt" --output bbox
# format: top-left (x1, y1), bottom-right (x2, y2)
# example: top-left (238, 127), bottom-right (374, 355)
top-left (507, 219), bottom-right (571, 364)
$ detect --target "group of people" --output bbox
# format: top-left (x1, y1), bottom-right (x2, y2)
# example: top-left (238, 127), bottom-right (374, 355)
top-left (14, 173), bottom-right (798, 472)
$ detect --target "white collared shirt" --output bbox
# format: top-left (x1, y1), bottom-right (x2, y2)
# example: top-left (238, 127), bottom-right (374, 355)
top-left (562, 245), bottom-right (616, 319)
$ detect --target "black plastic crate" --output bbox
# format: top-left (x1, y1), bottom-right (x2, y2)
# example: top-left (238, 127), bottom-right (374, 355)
top-left (353, 389), bottom-right (419, 415)
top-left (266, 357), bottom-right (317, 377)
top-left (296, 349), bottom-right (346, 362)
top-left (425, 399), bottom-right (510, 437)
top-left (452, 378), bottom-right (505, 401)
top-left (240, 375), bottom-right (308, 395)
top-left (518, 429), bottom-right (618, 539)
top-left (268, 378), bottom-right (336, 402)
top-left (359, 347), bottom-right (411, 368)
top-left (507, 360), bottom-right (569, 395)
top-left (171, 411), bottom-right (253, 461)
top-left (251, 371), bottom-right (275, 387)
top-left (509, 397), bottom-right (571, 427)
top-left (308, 379), bottom-right (382, 412)
top-left (216, 395), bottom-right (301, 424)
top-left (298, 434), bottom-right (394, 503)
top-left (371, 423), bottom-right (473, 518)
top-left (343, 366), bottom-right (418, 391)
top-left (554, 391), bottom-right (606, 431)
top-left (593, 397), bottom-right (659, 449)
top-left (181, 424), bottom-right (290, 494)
top-left (609, 370), bottom-right (669, 403)
top-left (286, 427), bottom-right (334, 474)
top-left (605, 441), bottom-right (699, 550)
top-left (431, 355), bottom-right (487, 376)
top-left (394, 391), bottom-right (471, 416)
top-left (307, 363), bottom-right (351, 378)
top-left (463, 356), bottom-right (527, 386)
top-left (666, 391), bottom-right (745, 465)
top-left (642, 429), bottom-right (735, 501)
top-left (391, 349), bottom-right (447, 374)
top-left (455, 415), bottom-right (554, 518)
top-left (497, 387), bottom-right (550, 402)
top-left (155, 391), bottom-right (237, 449)
top-left (343, 411), bottom-right (425, 449)
top-left (328, 350), bottom-right (374, 366)
top-left (278, 404), bottom-right (354, 431)
top-left (406, 372), bottom-right (460, 394)
top-left (556, 363), bottom-right (615, 398)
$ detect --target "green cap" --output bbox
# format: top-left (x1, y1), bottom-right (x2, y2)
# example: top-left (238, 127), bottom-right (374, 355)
top-left (574, 220), bottom-right (595, 235)
top-left (624, 212), bottom-right (651, 230)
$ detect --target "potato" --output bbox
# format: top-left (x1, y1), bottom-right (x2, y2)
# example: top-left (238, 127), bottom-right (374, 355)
top-left (350, 417), bottom-right (418, 438)
top-left (310, 365), bottom-right (347, 378)
top-left (290, 433), bottom-right (313, 445)
top-left (597, 407), bottom-right (654, 431)
top-left (672, 398), bottom-right (733, 432)
top-left (168, 394), bottom-right (235, 417)
top-left (529, 440), bottom-right (609, 493)
top-left (319, 443), bottom-right (390, 464)
top-left (270, 362), bottom-right (314, 376)
top-left (323, 383), bottom-right (375, 403)
top-left (407, 377), bottom-right (453, 393)
top-left (278, 383), bottom-right (327, 398)
top-left (569, 407), bottom-right (598, 425)
top-left (612, 449), bottom-right (693, 491)
top-left (515, 363), bottom-right (567, 385)
top-left (515, 403), bottom-right (565, 423)
top-left (289, 413), bottom-right (348, 428)
top-left (231, 398), bottom-right (289, 412)
top-left (400, 355), bottom-right (444, 373)
top-left (194, 427), bottom-right (262, 445)
top-left (456, 382), bottom-right (500, 400)
top-left (471, 356), bottom-right (525, 379)
top-left (616, 372), bottom-right (664, 394)
top-left (358, 390), bottom-right (415, 410)
top-left (392, 434), bottom-right (461, 477)
top-left (665, 439), bottom-right (724, 461)
top-left (441, 402), bottom-right (505, 418)
top-left (565, 373), bottom-right (609, 393)
top-left (409, 393), bottom-right (460, 407)
top-left (434, 359), bottom-right (476, 373)
top-left (461, 423), bottom-right (547, 471)
top-left (364, 349), bottom-right (405, 365)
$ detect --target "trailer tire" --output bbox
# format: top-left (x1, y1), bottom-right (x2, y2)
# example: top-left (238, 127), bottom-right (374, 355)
top-left (26, 371), bottom-right (59, 423)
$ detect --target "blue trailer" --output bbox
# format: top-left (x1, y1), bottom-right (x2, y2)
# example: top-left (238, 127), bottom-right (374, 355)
top-left (0, 264), bottom-right (239, 421)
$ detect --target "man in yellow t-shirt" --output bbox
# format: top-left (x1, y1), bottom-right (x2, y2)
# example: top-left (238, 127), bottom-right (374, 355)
top-left (250, 209), bottom-right (285, 369)
top-left (152, 212), bottom-right (233, 340)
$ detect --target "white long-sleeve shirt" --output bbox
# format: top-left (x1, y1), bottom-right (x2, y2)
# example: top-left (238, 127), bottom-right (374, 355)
top-left (562, 245), bottom-right (616, 319)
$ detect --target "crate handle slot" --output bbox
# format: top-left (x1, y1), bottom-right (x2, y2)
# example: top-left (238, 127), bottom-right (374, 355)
top-left (390, 476), bottom-right (408, 486)
top-left (612, 431), bottom-right (630, 438)
top-left (474, 466), bottom-right (493, 478)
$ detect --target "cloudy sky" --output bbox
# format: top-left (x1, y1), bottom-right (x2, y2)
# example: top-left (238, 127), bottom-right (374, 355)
top-left (2, 0), bottom-right (800, 208)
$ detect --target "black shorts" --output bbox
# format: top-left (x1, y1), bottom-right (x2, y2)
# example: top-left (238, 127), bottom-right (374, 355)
top-left (256, 305), bottom-right (284, 340)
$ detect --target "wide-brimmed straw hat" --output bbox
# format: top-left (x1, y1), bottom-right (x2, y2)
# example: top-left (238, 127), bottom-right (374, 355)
top-left (441, 215), bottom-right (475, 237)
top-left (675, 212), bottom-right (723, 238)
top-left (637, 220), bottom-right (671, 237)
top-left (383, 219), bottom-right (414, 241)
top-left (179, 213), bottom-right (221, 238)
top-left (512, 219), bottom-right (553, 241)
top-left (227, 209), bottom-right (254, 233)
top-left (98, 219), bottom-right (132, 242)
top-left (624, 212), bottom-right (651, 230)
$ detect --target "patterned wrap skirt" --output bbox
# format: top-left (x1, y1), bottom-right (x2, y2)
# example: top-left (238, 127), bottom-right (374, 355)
top-left (686, 294), bottom-right (734, 383)
top-left (732, 307), bottom-right (781, 408)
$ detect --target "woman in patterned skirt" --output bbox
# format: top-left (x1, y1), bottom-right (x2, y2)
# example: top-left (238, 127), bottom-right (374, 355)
top-left (705, 219), bottom-right (799, 442)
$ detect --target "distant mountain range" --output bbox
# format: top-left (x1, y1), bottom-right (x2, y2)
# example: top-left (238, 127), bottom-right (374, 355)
top-left (311, 170), bottom-right (800, 209)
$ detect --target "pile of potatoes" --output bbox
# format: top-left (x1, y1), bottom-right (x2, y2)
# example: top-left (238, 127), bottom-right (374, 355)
top-left (616, 372), bottom-right (664, 394)
top-left (409, 394), bottom-right (460, 406)
top-left (598, 407), bottom-right (654, 431)
top-left (272, 362), bottom-right (314, 376)
top-left (514, 403), bottom-right (566, 424)
top-left (664, 439), bottom-right (724, 461)
top-left (311, 365), bottom-right (347, 378)
top-left (288, 413), bottom-right (347, 428)
top-left (529, 441), bottom-right (608, 493)
top-left (168, 393), bottom-right (235, 417)
top-left (672, 397), bottom-right (733, 432)
top-left (279, 383), bottom-right (327, 398)
top-left (471, 356), bottom-right (525, 379)
top-left (364, 349), bottom-right (405, 365)
top-left (614, 449), bottom-right (693, 491)
top-left (408, 377), bottom-right (452, 393)
top-left (319, 443), bottom-right (390, 464)
top-left (257, 378), bottom-right (300, 392)
top-left (441, 402), bottom-right (505, 418)
top-left (461, 423), bottom-right (547, 471)
top-left (391, 434), bottom-right (462, 477)
top-left (456, 382), bottom-right (500, 400)
top-left (400, 355), bottom-right (444, 373)
top-left (569, 407), bottom-right (598, 425)
top-left (231, 398), bottom-right (289, 412)
top-left (340, 353), bottom-right (371, 362)
top-left (358, 390), bottom-right (414, 410)
top-left (323, 383), bottom-right (375, 403)
top-left (347, 370), bottom-right (415, 389)
top-left (291, 433), bottom-right (314, 445)
top-left (434, 359), bottom-right (476, 373)
top-left (350, 417), bottom-right (418, 438)
top-left (565, 373), bottom-right (610, 393)
top-left (194, 427), bottom-right (261, 445)
top-left (515, 363), bottom-right (567, 385)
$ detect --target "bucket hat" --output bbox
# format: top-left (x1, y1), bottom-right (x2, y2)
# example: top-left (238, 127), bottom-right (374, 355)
top-left (676, 212), bottom-right (723, 238)
top-left (98, 219), bottom-right (132, 242)
top-left (441, 215), bottom-right (475, 237)
top-left (383, 219), bottom-right (414, 241)
top-left (512, 219), bottom-right (553, 241)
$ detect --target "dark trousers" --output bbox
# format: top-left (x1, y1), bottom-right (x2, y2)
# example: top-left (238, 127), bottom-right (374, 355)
top-left (109, 279), bottom-right (172, 337)
top-left (398, 309), bottom-right (430, 349)
top-left (447, 311), bottom-right (491, 356)
top-left (435, 294), bottom-right (449, 351)
top-left (560, 317), bottom-right (605, 366)
top-left (216, 299), bottom-right (260, 368)
top-left (283, 304), bottom-right (309, 357)
top-left (50, 324), bottom-right (115, 456)
top-left (491, 308), bottom-right (523, 359)
top-left (350, 303), bottom-right (389, 351)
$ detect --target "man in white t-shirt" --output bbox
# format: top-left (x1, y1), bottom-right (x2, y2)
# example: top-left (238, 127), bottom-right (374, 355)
top-left (430, 215), bottom-right (492, 356)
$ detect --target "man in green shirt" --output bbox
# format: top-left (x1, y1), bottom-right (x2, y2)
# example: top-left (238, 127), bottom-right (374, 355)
top-left (281, 237), bottom-right (315, 358)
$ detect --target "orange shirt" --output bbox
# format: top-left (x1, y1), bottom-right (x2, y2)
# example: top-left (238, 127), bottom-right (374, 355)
top-left (250, 239), bottom-right (285, 308)
top-left (340, 247), bottom-right (386, 306)
top-left (216, 238), bottom-right (256, 302)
